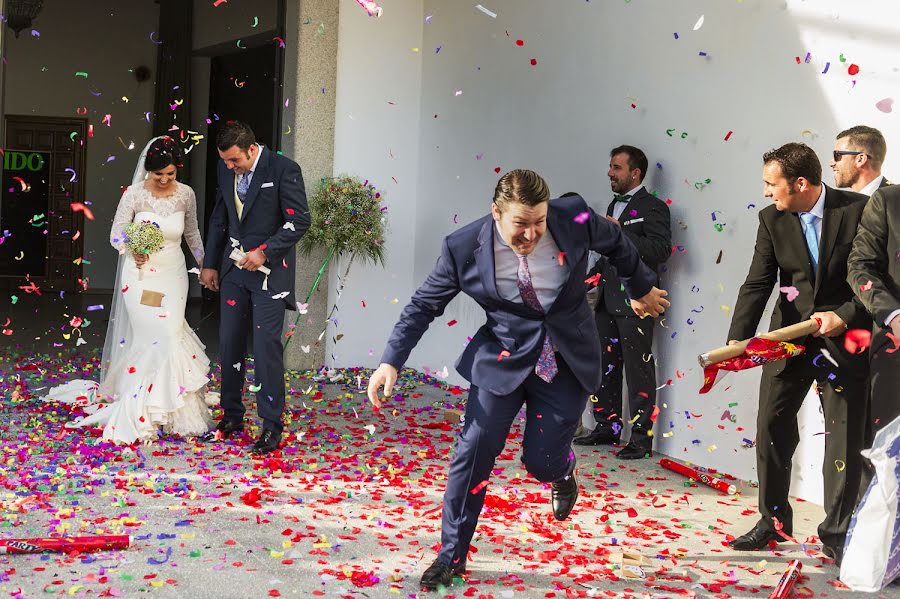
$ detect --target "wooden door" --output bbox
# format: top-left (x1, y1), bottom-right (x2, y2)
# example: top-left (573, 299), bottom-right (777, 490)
top-left (2, 115), bottom-right (87, 292)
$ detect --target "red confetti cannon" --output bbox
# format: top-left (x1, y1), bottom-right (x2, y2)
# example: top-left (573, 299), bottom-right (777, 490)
top-left (769, 559), bottom-right (802, 599)
top-left (0, 535), bottom-right (131, 554)
top-left (659, 458), bottom-right (736, 495)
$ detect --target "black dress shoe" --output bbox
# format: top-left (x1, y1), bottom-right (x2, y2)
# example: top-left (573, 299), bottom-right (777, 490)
top-left (199, 419), bottom-right (243, 442)
top-left (822, 544), bottom-right (843, 566)
top-left (419, 559), bottom-right (466, 590)
top-left (616, 442), bottom-right (652, 460)
top-left (551, 472), bottom-right (579, 521)
top-left (728, 525), bottom-right (787, 550)
top-left (249, 429), bottom-right (281, 455)
top-left (573, 429), bottom-right (620, 446)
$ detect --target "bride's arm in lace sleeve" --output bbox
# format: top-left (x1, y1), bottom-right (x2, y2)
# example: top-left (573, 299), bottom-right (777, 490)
top-left (183, 186), bottom-right (204, 266)
top-left (110, 187), bottom-right (135, 253)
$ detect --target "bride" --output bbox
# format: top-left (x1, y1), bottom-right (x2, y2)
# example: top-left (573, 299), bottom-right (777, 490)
top-left (46, 136), bottom-right (213, 444)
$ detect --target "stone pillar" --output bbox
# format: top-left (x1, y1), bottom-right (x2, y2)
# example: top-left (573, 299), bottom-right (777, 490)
top-left (281, 0), bottom-right (339, 371)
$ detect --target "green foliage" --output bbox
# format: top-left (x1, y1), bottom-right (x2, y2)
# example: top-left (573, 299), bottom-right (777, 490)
top-left (299, 175), bottom-right (387, 265)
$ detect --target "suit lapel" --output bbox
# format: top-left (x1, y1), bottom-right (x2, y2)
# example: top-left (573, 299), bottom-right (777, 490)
top-left (237, 146), bottom-right (270, 220)
top-left (815, 188), bottom-right (843, 294)
top-left (475, 218), bottom-right (500, 301)
top-left (219, 165), bottom-right (240, 225)
top-left (546, 205), bottom-right (575, 271)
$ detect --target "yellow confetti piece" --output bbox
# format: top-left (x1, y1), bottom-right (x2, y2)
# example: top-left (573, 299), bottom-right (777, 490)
top-left (390, 298), bottom-right (399, 303)
top-left (662, 431), bottom-right (673, 437)
top-left (270, 551), bottom-right (284, 558)
top-left (707, 444), bottom-right (718, 452)
top-left (720, 305), bottom-right (731, 314)
top-left (835, 460), bottom-right (846, 472)
top-left (282, 540), bottom-right (292, 549)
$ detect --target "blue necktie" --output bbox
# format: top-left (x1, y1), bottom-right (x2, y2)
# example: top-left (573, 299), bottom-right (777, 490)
top-left (800, 212), bottom-right (819, 275)
top-left (237, 173), bottom-right (251, 202)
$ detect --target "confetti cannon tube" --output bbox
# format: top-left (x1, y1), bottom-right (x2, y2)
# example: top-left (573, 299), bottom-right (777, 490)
top-left (0, 535), bottom-right (131, 554)
top-left (769, 559), bottom-right (802, 599)
top-left (698, 318), bottom-right (820, 367)
top-left (659, 458), bottom-right (737, 495)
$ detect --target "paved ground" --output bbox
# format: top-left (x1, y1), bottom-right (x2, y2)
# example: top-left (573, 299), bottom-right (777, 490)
top-left (0, 292), bottom-right (896, 598)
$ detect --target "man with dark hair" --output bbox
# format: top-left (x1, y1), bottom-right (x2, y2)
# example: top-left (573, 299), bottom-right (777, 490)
top-left (199, 121), bottom-right (310, 454)
top-left (574, 145), bottom-right (671, 459)
top-left (367, 169), bottom-right (669, 590)
top-left (831, 125), bottom-right (890, 195)
top-left (725, 142), bottom-right (870, 566)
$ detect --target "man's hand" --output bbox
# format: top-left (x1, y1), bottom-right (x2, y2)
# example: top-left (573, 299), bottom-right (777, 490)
top-left (200, 268), bottom-right (219, 292)
top-left (605, 215), bottom-right (621, 227)
top-left (889, 314), bottom-right (900, 340)
top-left (367, 363), bottom-right (398, 409)
top-left (239, 248), bottom-right (267, 272)
top-left (630, 286), bottom-right (670, 318)
top-left (811, 311), bottom-right (848, 337)
top-left (133, 253), bottom-right (148, 267)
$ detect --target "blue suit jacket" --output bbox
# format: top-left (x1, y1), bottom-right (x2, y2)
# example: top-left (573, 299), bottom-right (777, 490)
top-left (204, 147), bottom-right (311, 308)
top-left (381, 195), bottom-right (657, 395)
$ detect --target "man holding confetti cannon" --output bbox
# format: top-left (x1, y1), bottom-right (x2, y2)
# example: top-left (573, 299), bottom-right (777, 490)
top-left (723, 143), bottom-right (870, 566)
top-left (367, 170), bottom-right (668, 590)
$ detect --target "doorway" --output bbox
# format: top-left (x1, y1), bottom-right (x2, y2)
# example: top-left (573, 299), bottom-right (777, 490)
top-left (204, 42), bottom-right (282, 233)
top-left (1, 116), bottom-right (87, 292)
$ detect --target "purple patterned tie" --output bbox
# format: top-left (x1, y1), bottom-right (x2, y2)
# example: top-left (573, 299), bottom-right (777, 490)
top-left (516, 254), bottom-right (558, 383)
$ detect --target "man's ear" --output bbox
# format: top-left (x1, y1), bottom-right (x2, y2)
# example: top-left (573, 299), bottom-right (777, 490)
top-left (491, 202), bottom-right (501, 221)
top-left (795, 177), bottom-right (809, 193)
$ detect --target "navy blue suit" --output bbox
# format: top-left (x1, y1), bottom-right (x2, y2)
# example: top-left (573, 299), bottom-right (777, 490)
top-left (204, 147), bottom-right (310, 434)
top-left (380, 194), bottom-right (656, 566)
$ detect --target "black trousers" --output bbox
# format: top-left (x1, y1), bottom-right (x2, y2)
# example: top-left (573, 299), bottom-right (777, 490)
top-left (754, 357), bottom-right (867, 550)
top-left (591, 309), bottom-right (656, 446)
top-left (860, 334), bottom-right (900, 492)
top-left (218, 268), bottom-right (287, 434)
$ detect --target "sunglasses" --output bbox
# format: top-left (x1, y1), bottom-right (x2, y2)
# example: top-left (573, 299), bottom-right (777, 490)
top-left (833, 150), bottom-right (864, 162)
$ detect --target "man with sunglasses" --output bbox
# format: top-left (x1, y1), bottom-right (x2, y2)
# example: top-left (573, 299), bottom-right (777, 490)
top-left (830, 126), bottom-right (890, 196)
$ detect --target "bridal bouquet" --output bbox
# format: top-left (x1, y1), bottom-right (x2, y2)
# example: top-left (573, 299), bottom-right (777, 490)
top-left (123, 220), bottom-right (164, 279)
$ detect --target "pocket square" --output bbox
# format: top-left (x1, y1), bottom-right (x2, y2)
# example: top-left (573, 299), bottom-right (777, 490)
top-left (261, 182), bottom-right (274, 188)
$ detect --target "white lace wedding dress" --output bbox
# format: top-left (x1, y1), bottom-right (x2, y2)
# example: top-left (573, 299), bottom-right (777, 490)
top-left (46, 182), bottom-right (213, 444)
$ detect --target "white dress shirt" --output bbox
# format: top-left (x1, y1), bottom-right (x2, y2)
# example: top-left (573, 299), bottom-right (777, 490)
top-left (798, 184), bottom-right (826, 243)
top-left (612, 183), bottom-right (645, 221)
top-left (237, 144), bottom-right (263, 189)
top-left (859, 175), bottom-right (884, 198)
top-left (493, 222), bottom-right (569, 310)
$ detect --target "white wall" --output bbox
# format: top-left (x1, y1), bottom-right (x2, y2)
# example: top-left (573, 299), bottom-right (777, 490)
top-left (329, 0), bottom-right (424, 365)
top-left (331, 0), bottom-right (900, 499)
top-left (4, 0), bottom-right (159, 289)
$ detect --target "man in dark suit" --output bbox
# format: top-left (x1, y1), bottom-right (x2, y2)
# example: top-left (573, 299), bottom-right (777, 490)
top-left (199, 121), bottom-right (310, 455)
top-left (574, 145), bottom-right (671, 459)
top-left (830, 125), bottom-right (890, 196)
top-left (726, 143), bottom-right (870, 566)
top-left (848, 184), bottom-right (900, 449)
top-left (366, 170), bottom-right (669, 590)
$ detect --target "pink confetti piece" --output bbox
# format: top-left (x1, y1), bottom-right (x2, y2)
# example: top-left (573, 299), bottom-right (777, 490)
top-left (573, 211), bottom-right (590, 224)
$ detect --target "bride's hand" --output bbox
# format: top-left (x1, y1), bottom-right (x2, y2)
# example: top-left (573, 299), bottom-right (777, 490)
top-left (133, 253), bottom-right (148, 267)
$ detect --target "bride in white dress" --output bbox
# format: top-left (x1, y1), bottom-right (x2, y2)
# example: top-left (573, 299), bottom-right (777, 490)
top-left (46, 136), bottom-right (213, 444)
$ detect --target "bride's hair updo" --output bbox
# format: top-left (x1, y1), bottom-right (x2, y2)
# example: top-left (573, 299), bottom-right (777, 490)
top-left (144, 137), bottom-right (184, 172)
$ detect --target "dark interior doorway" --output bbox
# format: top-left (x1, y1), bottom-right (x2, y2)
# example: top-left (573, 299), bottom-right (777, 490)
top-left (204, 42), bottom-right (282, 236)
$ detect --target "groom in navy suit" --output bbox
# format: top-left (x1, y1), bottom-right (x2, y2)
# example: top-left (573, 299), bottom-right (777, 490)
top-left (367, 170), bottom-right (669, 590)
top-left (200, 121), bottom-right (310, 455)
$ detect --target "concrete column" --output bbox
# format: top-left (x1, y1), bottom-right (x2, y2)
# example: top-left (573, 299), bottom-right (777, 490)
top-left (281, 0), bottom-right (339, 371)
